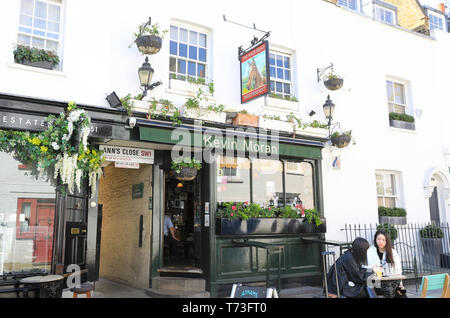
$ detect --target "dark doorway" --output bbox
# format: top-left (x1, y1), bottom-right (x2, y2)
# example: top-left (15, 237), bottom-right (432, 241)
top-left (429, 187), bottom-right (440, 225)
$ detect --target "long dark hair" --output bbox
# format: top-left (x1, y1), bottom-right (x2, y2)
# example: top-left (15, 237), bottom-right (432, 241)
top-left (374, 230), bottom-right (394, 265)
top-left (351, 237), bottom-right (370, 266)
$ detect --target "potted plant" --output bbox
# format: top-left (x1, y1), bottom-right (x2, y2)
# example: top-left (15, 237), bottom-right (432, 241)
top-left (215, 202), bottom-right (326, 235)
top-left (259, 114), bottom-right (294, 133)
top-left (13, 45), bottom-right (60, 70)
top-left (182, 83), bottom-right (227, 124)
top-left (420, 224), bottom-right (443, 266)
top-left (265, 94), bottom-right (299, 111)
top-left (376, 223), bottom-right (398, 241)
top-left (378, 207), bottom-right (407, 225)
top-left (131, 19), bottom-right (168, 55)
top-left (232, 110), bottom-right (259, 128)
top-left (323, 72), bottom-right (344, 91)
top-left (389, 112), bottom-right (415, 131)
top-left (170, 157), bottom-right (202, 181)
top-left (330, 130), bottom-right (352, 148)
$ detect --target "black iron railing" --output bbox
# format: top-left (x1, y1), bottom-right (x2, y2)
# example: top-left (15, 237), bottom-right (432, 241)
top-left (341, 222), bottom-right (450, 275)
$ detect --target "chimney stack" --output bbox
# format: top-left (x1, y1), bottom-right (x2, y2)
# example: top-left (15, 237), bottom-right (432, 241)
top-left (438, 3), bottom-right (446, 13)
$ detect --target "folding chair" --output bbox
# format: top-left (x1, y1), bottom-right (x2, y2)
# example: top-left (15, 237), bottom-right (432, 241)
top-left (419, 273), bottom-right (450, 298)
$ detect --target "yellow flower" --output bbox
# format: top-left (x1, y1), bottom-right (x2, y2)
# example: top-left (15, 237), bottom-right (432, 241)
top-left (78, 153), bottom-right (85, 161)
top-left (92, 150), bottom-right (97, 156)
top-left (40, 146), bottom-right (48, 152)
top-left (31, 137), bottom-right (41, 145)
top-left (86, 149), bottom-right (90, 154)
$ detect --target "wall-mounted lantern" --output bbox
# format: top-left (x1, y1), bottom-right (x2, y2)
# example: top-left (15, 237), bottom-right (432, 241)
top-left (138, 57), bottom-right (162, 98)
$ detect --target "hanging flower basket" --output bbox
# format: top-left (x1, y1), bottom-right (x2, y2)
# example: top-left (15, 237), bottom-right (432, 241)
top-left (135, 35), bottom-right (162, 55)
top-left (330, 131), bottom-right (352, 148)
top-left (324, 78), bottom-right (344, 91)
top-left (171, 157), bottom-right (202, 181)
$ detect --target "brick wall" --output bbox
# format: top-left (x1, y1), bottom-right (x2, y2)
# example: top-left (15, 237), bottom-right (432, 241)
top-left (98, 163), bottom-right (153, 289)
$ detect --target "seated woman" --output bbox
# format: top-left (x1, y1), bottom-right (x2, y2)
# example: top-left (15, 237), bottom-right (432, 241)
top-left (366, 230), bottom-right (406, 298)
top-left (325, 237), bottom-right (371, 298)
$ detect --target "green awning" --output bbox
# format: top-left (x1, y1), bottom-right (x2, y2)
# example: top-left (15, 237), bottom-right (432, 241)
top-left (139, 126), bottom-right (322, 160)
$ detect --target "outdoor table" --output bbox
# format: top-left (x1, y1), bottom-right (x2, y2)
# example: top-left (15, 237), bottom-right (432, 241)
top-left (301, 237), bottom-right (352, 256)
top-left (368, 273), bottom-right (407, 281)
top-left (21, 275), bottom-right (64, 298)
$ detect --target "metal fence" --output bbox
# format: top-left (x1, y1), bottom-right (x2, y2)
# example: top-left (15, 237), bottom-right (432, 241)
top-left (341, 222), bottom-right (450, 275)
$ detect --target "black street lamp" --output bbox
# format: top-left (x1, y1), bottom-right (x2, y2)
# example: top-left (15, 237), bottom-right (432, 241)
top-left (322, 95), bottom-right (335, 139)
top-left (138, 56), bottom-right (161, 98)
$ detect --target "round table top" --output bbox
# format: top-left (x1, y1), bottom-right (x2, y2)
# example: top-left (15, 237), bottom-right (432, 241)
top-left (21, 275), bottom-right (64, 284)
top-left (368, 273), bottom-right (407, 281)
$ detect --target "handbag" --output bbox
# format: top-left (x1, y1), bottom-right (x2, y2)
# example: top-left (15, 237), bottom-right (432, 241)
top-left (394, 286), bottom-right (407, 298)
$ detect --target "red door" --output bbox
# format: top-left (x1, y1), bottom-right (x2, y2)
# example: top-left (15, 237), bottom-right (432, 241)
top-left (33, 202), bottom-right (55, 263)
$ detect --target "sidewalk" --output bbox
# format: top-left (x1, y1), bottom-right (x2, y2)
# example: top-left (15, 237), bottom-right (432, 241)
top-left (62, 278), bottom-right (444, 298)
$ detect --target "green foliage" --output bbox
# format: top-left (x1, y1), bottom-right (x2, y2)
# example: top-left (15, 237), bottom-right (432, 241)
top-left (262, 114), bottom-right (281, 121)
top-left (325, 71), bottom-right (343, 80)
top-left (420, 224), bottom-right (444, 239)
top-left (389, 112), bottom-right (415, 123)
top-left (120, 94), bottom-right (135, 116)
top-left (0, 102), bottom-right (104, 195)
top-left (134, 22), bottom-right (168, 40)
top-left (170, 157), bottom-right (202, 174)
top-left (331, 130), bottom-right (352, 137)
top-left (13, 45), bottom-right (59, 66)
top-left (269, 93), bottom-right (299, 102)
top-left (376, 223), bottom-right (398, 241)
top-left (378, 206), bottom-right (407, 217)
top-left (304, 208), bottom-right (322, 226)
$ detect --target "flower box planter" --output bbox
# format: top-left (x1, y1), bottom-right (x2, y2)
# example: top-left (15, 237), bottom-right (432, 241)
top-left (216, 217), bottom-right (326, 235)
top-left (264, 96), bottom-right (299, 111)
top-left (389, 119), bottom-right (415, 131)
top-left (183, 108), bottom-right (227, 123)
top-left (259, 118), bottom-right (294, 133)
top-left (20, 59), bottom-right (55, 70)
top-left (324, 78), bottom-right (344, 91)
top-left (169, 79), bottom-right (211, 96)
top-left (331, 134), bottom-right (352, 148)
top-left (232, 113), bottom-right (259, 128)
top-left (135, 35), bottom-right (162, 55)
top-left (174, 167), bottom-right (198, 181)
top-left (378, 216), bottom-right (407, 225)
top-left (294, 126), bottom-right (329, 138)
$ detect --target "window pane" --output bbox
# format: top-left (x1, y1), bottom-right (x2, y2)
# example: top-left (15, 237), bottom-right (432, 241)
top-left (34, 18), bottom-right (46, 30)
top-left (199, 33), bottom-right (206, 47)
top-left (33, 29), bottom-right (46, 37)
top-left (377, 197), bottom-right (384, 207)
top-left (270, 81), bottom-right (275, 92)
top-left (269, 53), bottom-right (275, 66)
top-left (169, 57), bottom-right (176, 72)
top-left (384, 174), bottom-right (395, 195)
top-left (18, 26), bottom-right (32, 34)
top-left (177, 59), bottom-right (186, 74)
top-left (18, 34), bottom-right (31, 45)
top-left (35, 1), bottom-right (47, 19)
top-left (393, 104), bottom-right (405, 114)
top-left (179, 43), bottom-right (187, 57)
top-left (384, 197), bottom-right (396, 208)
top-left (252, 159), bottom-right (283, 208)
top-left (46, 32), bottom-right (59, 40)
top-left (20, 0), bottom-right (34, 15)
top-left (197, 63), bottom-right (205, 78)
top-left (47, 21), bottom-right (59, 33)
top-left (199, 48), bottom-right (206, 62)
top-left (189, 31), bottom-right (197, 45)
top-left (48, 4), bottom-right (60, 22)
top-left (276, 82), bottom-right (282, 92)
top-left (188, 61), bottom-right (196, 76)
top-left (170, 25), bottom-right (178, 40)
top-left (20, 203), bottom-right (31, 233)
top-left (285, 70), bottom-right (291, 81)
top-left (189, 45), bottom-right (197, 60)
top-left (376, 173), bottom-right (384, 195)
top-left (20, 14), bottom-right (32, 26)
top-left (386, 81), bottom-right (393, 102)
top-left (276, 55), bottom-right (283, 67)
top-left (32, 37), bottom-right (45, 48)
top-left (170, 41), bottom-right (177, 55)
top-left (277, 68), bottom-right (283, 79)
top-left (217, 156), bottom-right (250, 203)
top-left (46, 39), bottom-right (58, 51)
top-left (284, 83), bottom-right (290, 95)
top-left (394, 83), bottom-right (404, 104)
top-left (284, 56), bottom-right (290, 68)
top-left (285, 162), bottom-right (314, 209)
top-left (180, 28), bottom-right (188, 42)
top-left (270, 66), bottom-right (276, 78)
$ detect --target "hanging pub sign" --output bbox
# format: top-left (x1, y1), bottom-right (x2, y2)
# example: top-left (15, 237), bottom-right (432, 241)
top-left (240, 40), bottom-right (270, 103)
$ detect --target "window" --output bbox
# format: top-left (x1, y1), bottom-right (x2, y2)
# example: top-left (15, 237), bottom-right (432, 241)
top-left (429, 12), bottom-right (444, 31)
top-left (269, 51), bottom-right (293, 100)
top-left (284, 162), bottom-right (314, 209)
top-left (374, 5), bottom-right (395, 25)
top-left (252, 159), bottom-right (283, 208)
top-left (386, 80), bottom-right (406, 114)
top-left (376, 172), bottom-right (399, 208)
top-left (338, 0), bottom-right (358, 11)
top-left (217, 156), bottom-right (251, 203)
top-left (169, 24), bottom-right (208, 82)
top-left (17, 0), bottom-right (63, 54)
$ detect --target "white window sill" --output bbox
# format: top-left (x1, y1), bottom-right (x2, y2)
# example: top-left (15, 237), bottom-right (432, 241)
top-left (7, 62), bottom-right (67, 77)
top-left (167, 78), bottom-right (214, 98)
top-left (387, 126), bottom-right (417, 134)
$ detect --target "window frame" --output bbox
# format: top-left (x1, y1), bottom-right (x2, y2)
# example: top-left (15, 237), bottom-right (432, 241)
top-left (269, 50), bottom-right (294, 100)
top-left (338, 0), bottom-right (360, 11)
top-left (386, 79), bottom-right (407, 115)
top-left (373, 1), bottom-right (397, 25)
top-left (428, 11), bottom-right (445, 31)
top-left (169, 22), bottom-right (210, 84)
top-left (375, 171), bottom-right (404, 209)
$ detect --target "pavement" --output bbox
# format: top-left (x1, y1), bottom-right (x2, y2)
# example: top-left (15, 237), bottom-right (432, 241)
top-left (62, 277), bottom-right (444, 298)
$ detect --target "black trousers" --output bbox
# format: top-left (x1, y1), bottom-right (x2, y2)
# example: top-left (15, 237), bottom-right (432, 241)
top-left (165, 235), bottom-right (178, 258)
